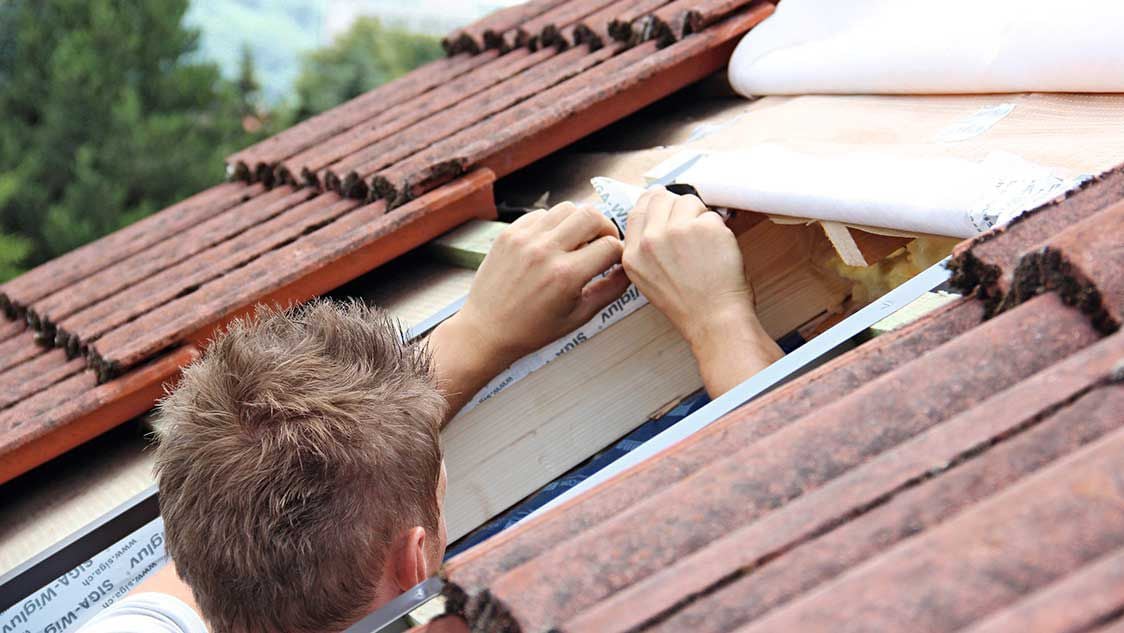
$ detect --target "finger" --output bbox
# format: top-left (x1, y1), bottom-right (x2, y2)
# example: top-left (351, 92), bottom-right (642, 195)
top-left (539, 201), bottom-right (580, 230)
top-left (566, 234), bottom-right (624, 284)
top-left (669, 194), bottom-right (708, 223)
top-left (627, 189), bottom-right (657, 235)
top-left (697, 209), bottom-right (734, 235)
top-left (510, 208), bottom-right (547, 230)
top-left (552, 205), bottom-right (618, 250)
top-left (573, 266), bottom-right (631, 324)
top-left (641, 188), bottom-right (676, 235)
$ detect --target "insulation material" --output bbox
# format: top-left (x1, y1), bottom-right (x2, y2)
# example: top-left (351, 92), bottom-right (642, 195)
top-left (676, 145), bottom-right (1085, 237)
top-left (585, 94), bottom-right (1124, 241)
top-left (727, 0), bottom-right (1124, 96)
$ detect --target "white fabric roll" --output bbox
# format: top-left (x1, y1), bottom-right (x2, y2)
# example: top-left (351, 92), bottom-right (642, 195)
top-left (728, 0), bottom-right (1124, 96)
top-left (678, 145), bottom-right (1081, 237)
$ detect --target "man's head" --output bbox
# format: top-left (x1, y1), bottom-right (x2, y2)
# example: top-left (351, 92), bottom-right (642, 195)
top-left (154, 299), bottom-right (448, 633)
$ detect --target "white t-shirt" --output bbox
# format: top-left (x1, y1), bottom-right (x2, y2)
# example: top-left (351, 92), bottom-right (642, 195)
top-left (78, 593), bottom-right (208, 633)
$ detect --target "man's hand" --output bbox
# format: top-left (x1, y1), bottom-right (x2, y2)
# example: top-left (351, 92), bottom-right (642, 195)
top-left (622, 188), bottom-right (783, 396)
top-left (428, 202), bottom-right (629, 420)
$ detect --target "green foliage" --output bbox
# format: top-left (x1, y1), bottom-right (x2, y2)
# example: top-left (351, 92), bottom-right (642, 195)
top-left (0, 1), bottom-right (442, 281)
top-left (236, 43), bottom-right (261, 115)
top-left (0, 0), bottom-right (266, 269)
top-left (292, 17), bottom-right (442, 120)
top-left (0, 232), bottom-right (32, 282)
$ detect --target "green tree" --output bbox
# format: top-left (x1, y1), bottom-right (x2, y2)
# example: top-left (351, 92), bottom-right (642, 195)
top-left (292, 17), bottom-right (443, 120)
top-left (236, 43), bottom-right (261, 117)
top-left (0, 0), bottom-right (265, 279)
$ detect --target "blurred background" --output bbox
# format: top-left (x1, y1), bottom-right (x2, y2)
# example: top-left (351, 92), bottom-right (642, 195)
top-left (0, 0), bottom-right (519, 282)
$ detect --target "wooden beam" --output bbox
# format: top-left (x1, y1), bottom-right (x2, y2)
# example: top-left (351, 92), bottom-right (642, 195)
top-left (341, 256), bottom-right (477, 330)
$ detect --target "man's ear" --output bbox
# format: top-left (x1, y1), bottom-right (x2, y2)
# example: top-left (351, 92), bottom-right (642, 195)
top-left (392, 527), bottom-right (430, 592)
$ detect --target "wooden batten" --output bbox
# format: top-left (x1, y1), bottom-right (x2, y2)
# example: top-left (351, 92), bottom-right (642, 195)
top-left (428, 220), bottom-right (510, 270)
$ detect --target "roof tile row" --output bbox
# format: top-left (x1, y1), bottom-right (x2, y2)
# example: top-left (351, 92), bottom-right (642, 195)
top-left (428, 167), bottom-right (1124, 632)
top-left (0, 0), bottom-right (774, 482)
top-left (229, 1), bottom-right (775, 203)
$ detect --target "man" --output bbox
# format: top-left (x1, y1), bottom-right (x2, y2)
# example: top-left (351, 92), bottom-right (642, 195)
top-left (81, 190), bottom-right (782, 632)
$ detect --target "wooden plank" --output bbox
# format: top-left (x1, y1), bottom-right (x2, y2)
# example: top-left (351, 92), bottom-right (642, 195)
top-left (443, 302), bottom-right (700, 540)
top-left (0, 424), bottom-right (155, 577)
top-left (339, 255), bottom-right (477, 330)
top-left (868, 291), bottom-right (961, 337)
top-left (427, 220), bottom-right (509, 269)
top-left (442, 219), bottom-right (852, 541)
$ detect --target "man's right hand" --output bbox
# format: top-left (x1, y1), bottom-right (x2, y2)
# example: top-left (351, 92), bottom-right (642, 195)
top-left (428, 202), bottom-right (629, 420)
top-left (622, 188), bottom-right (783, 396)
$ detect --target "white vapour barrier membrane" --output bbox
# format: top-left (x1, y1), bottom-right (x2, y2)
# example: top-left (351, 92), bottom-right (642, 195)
top-left (572, 93), bottom-right (1124, 242)
top-left (728, 0), bottom-right (1124, 96)
top-left (676, 145), bottom-right (1085, 238)
top-left (1, 518), bottom-right (169, 633)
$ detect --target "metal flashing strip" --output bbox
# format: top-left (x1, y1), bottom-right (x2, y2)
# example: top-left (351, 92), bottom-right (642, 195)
top-left (406, 295), bottom-right (467, 340)
top-left (345, 577), bottom-right (445, 633)
top-left (524, 258), bottom-right (954, 521)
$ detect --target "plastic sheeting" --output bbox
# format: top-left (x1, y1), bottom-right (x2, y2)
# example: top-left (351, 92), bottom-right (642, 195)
top-left (729, 0), bottom-right (1124, 96)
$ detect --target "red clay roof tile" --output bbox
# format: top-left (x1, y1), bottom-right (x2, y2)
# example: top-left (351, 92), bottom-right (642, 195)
top-left (0, 345), bottom-right (198, 483)
top-left (275, 48), bottom-right (523, 187)
top-left (442, 0), bottom-right (570, 55)
top-left (961, 544), bottom-right (1124, 633)
top-left (535, 0), bottom-right (621, 50)
top-left (0, 316), bottom-right (25, 341)
top-left (566, 329), bottom-right (1124, 633)
top-left (225, 54), bottom-right (492, 181)
top-left (1010, 199), bottom-right (1124, 333)
top-left (54, 194), bottom-right (362, 357)
top-left (650, 382), bottom-right (1124, 633)
top-left (572, 0), bottom-right (650, 49)
top-left (606, 0), bottom-right (672, 43)
top-left (375, 5), bottom-right (774, 207)
top-left (0, 182), bottom-right (259, 316)
top-left (0, 330), bottom-right (47, 373)
top-left (448, 293), bottom-right (1100, 631)
top-left (87, 170), bottom-right (495, 381)
top-left (27, 187), bottom-right (310, 335)
top-left (0, 347), bottom-right (85, 410)
top-left (736, 422), bottom-right (1124, 633)
top-left (950, 163), bottom-right (1124, 313)
top-left (442, 298), bottom-right (984, 603)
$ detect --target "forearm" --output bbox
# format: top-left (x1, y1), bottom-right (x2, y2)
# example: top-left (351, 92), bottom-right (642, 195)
top-left (686, 307), bottom-right (783, 397)
top-left (426, 312), bottom-right (514, 426)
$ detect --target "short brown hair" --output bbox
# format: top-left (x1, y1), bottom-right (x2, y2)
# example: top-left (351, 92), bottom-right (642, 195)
top-left (154, 299), bottom-right (446, 633)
